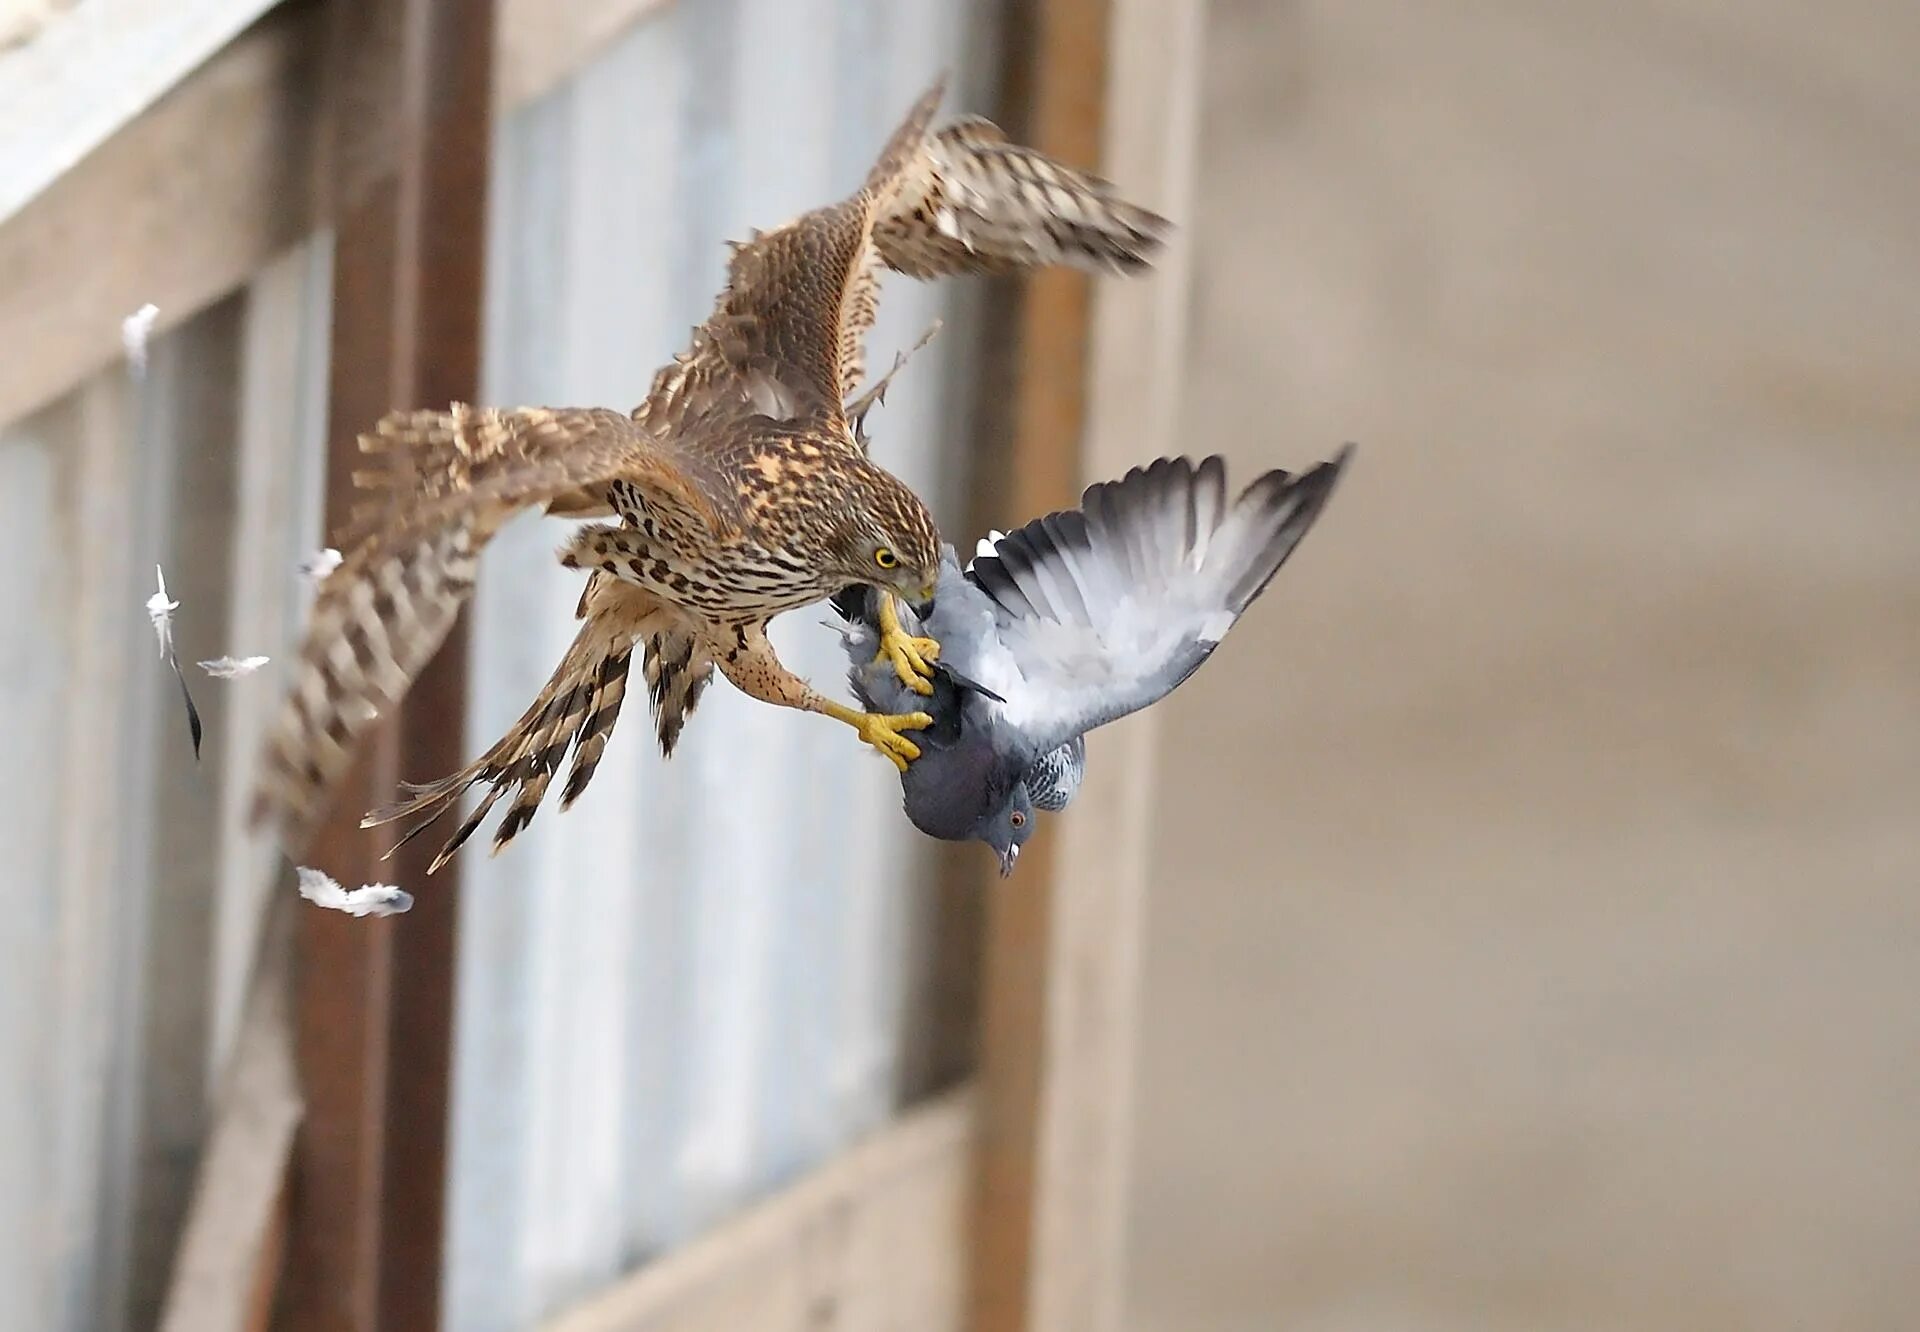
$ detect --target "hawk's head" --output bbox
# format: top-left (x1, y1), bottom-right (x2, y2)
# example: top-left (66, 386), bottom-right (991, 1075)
top-left (835, 467), bottom-right (942, 608)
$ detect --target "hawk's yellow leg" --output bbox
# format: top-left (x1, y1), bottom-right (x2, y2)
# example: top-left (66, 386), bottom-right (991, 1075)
top-left (714, 620), bottom-right (932, 770)
top-left (875, 593), bottom-right (940, 696)
top-left (820, 699), bottom-right (934, 772)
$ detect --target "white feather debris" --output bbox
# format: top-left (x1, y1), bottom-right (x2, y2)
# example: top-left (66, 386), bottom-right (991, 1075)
top-left (296, 867), bottom-right (414, 918)
top-left (299, 547), bottom-right (343, 581)
top-left (144, 564), bottom-right (203, 757)
top-left (198, 655), bottom-right (271, 678)
top-left (122, 303), bottom-right (160, 375)
top-left (146, 564), bottom-right (178, 653)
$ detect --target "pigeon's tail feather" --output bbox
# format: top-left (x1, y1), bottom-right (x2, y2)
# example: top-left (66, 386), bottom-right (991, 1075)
top-left (977, 446), bottom-right (1351, 634)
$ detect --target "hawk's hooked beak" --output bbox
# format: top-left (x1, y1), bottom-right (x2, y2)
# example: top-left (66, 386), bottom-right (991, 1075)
top-left (998, 842), bottom-right (1020, 878)
top-left (911, 582), bottom-right (937, 614)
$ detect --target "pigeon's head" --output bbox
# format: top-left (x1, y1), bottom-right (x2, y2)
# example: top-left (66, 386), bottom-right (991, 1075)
top-left (899, 730), bottom-right (1035, 876)
top-left (974, 780), bottom-right (1038, 878)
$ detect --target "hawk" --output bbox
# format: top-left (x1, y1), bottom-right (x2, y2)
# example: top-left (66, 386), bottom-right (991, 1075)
top-left (834, 448), bottom-right (1352, 875)
top-left (251, 74), bottom-right (1170, 866)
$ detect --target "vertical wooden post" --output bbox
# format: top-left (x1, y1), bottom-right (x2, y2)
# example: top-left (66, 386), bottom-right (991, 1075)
top-left (374, 3), bottom-right (492, 1328)
top-left (965, 2), bottom-right (1110, 1328)
top-left (968, 1), bottom-right (1203, 1329)
top-left (283, 0), bottom-right (493, 1327)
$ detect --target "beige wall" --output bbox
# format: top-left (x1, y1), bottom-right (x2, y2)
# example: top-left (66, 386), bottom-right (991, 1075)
top-left (1127, 2), bottom-right (1920, 1329)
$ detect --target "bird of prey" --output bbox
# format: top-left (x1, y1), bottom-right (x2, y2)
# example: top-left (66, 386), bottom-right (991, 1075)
top-left (250, 73), bottom-right (1171, 865)
top-left (834, 447), bottom-right (1351, 876)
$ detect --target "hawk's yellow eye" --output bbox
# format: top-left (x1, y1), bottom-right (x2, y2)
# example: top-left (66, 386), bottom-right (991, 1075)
top-left (874, 548), bottom-right (899, 570)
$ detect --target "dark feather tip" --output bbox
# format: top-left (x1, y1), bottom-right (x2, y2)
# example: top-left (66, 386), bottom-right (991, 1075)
top-left (170, 657), bottom-right (202, 760)
top-left (828, 585), bottom-right (869, 624)
top-left (937, 662), bottom-right (1005, 703)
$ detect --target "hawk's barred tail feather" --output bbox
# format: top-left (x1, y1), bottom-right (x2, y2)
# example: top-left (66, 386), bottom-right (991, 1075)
top-left (360, 578), bottom-right (673, 872)
top-left (642, 628), bottom-right (715, 757)
top-left (558, 647), bottom-right (634, 810)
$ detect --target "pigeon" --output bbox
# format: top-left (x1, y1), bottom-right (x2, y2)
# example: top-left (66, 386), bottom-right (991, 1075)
top-left (834, 447), bottom-right (1351, 876)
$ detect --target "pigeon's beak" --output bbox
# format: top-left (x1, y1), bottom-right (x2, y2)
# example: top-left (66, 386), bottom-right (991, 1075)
top-left (998, 843), bottom-right (1020, 878)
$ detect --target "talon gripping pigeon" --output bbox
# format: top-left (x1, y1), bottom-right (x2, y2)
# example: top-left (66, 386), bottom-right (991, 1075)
top-left (835, 447), bottom-right (1351, 875)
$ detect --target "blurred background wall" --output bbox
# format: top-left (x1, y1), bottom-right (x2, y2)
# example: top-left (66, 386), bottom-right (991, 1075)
top-left (1126, 2), bottom-right (1920, 1329)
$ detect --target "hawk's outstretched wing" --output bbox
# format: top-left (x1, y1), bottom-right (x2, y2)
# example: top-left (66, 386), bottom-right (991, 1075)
top-left (869, 115), bottom-right (1170, 282)
top-left (252, 404), bottom-right (726, 850)
top-left (637, 74), bottom-right (1171, 452)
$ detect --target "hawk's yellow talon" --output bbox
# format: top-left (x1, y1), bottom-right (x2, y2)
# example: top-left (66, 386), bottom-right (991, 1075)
top-left (880, 633), bottom-right (941, 695)
top-left (857, 710), bottom-right (933, 771)
top-left (875, 594), bottom-right (940, 696)
top-left (822, 700), bottom-right (932, 770)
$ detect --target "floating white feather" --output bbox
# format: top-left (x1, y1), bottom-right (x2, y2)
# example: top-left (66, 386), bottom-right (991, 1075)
top-left (299, 547), bottom-right (343, 581)
top-left (198, 655), bottom-right (271, 678)
top-left (122, 303), bottom-right (160, 375)
top-left (296, 867), bottom-right (414, 918)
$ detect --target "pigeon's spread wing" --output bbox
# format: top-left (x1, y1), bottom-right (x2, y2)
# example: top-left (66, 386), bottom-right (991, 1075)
top-left (254, 405), bottom-right (723, 851)
top-left (968, 449), bottom-right (1350, 756)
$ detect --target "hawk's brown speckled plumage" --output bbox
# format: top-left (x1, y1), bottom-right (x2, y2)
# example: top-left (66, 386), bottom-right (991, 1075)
top-left (251, 74), bottom-right (1170, 865)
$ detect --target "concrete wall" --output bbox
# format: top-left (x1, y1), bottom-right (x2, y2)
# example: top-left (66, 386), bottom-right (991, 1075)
top-left (1127, 2), bottom-right (1920, 1329)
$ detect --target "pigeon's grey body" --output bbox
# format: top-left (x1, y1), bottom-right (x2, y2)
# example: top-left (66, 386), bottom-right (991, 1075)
top-left (836, 447), bottom-right (1350, 874)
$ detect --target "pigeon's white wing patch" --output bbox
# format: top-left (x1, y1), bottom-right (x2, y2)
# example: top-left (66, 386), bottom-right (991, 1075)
top-left (992, 590), bottom-right (1220, 743)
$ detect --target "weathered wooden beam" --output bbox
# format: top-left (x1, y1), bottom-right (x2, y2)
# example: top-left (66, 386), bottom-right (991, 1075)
top-left (373, 0), bottom-right (492, 1325)
top-left (156, 894), bottom-right (301, 1332)
top-left (542, 1093), bottom-right (976, 1332)
top-left (968, 1), bottom-right (1204, 1329)
top-left (965, 2), bottom-right (1111, 1324)
top-left (0, 0), bottom-right (283, 227)
top-left (496, 0), bottom-right (671, 110)
top-left (0, 0), bottom-right (669, 433)
top-left (0, 0), bottom-right (321, 432)
top-left (281, 0), bottom-right (492, 1327)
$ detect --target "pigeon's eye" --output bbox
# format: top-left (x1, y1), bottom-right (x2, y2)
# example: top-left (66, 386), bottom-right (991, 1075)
top-left (874, 548), bottom-right (899, 570)
top-left (1009, 811), bottom-right (1027, 829)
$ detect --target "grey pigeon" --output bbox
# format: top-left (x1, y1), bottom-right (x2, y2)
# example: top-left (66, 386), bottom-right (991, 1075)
top-left (833, 447), bottom-right (1351, 875)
